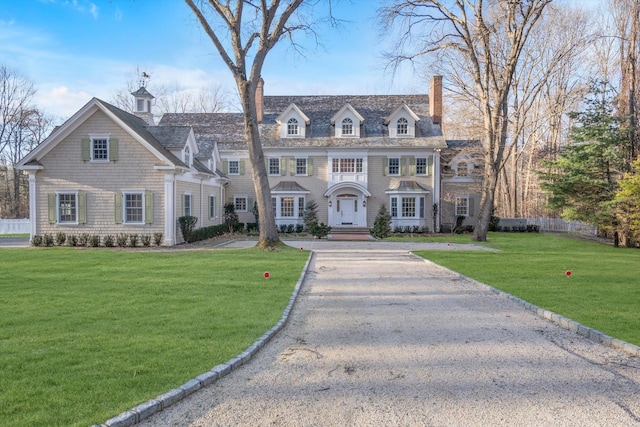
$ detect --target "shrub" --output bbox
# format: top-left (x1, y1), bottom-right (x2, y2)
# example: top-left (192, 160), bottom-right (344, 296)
top-left (129, 234), bottom-right (139, 247)
top-left (116, 234), bottom-right (128, 247)
top-left (246, 223), bottom-right (258, 232)
top-left (286, 224), bottom-right (295, 233)
top-left (295, 224), bottom-right (304, 233)
top-left (89, 235), bottom-right (100, 247)
top-left (55, 232), bottom-right (67, 246)
top-left (68, 235), bottom-right (78, 247)
top-left (303, 200), bottom-right (319, 232)
top-left (453, 215), bottom-right (466, 234)
top-left (278, 224), bottom-right (288, 233)
top-left (223, 203), bottom-right (239, 233)
top-left (190, 224), bottom-right (227, 242)
top-left (141, 234), bottom-right (151, 246)
top-left (153, 232), bottom-right (163, 246)
top-left (103, 235), bottom-right (115, 247)
top-left (310, 222), bottom-right (331, 239)
top-left (43, 233), bottom-right (54, 247)
top-left (31, 235), bottom-right (43, 247)
top-left (178, 215), bottom-right (198, 243)
top-left (79, 233), bottom-right (90, 246)
top-left (527, 224), bottom-right (540, 233)
top-left (372, 204), bottom-right (392, 239)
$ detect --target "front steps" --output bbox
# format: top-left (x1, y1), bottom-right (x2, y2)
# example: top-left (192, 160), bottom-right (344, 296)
top-left (327, 226), bottom-right (375, 241)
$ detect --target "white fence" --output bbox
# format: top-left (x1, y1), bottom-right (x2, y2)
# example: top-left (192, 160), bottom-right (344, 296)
top-left (0, 219), bottom-right (30, 234)
top-left (498, 217), bottom-right (598, 236)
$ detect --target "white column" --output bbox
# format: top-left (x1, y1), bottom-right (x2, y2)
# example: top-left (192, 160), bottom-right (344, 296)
top-left (164, 173), bottom-right (175, 246)
top-left (433, 149), bottom-right (441, 232)
top-left (28, 172), bottom-right (37, 238)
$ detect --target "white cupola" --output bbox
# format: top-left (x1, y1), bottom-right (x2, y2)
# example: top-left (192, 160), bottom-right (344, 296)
top-left (131, 86), bottom-right (155, 125)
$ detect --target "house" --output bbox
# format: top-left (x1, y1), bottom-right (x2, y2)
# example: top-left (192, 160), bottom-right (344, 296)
top-left (18, 89), bottom-right (227, 246)
top-left (18, 76), bottom-right (482, 245)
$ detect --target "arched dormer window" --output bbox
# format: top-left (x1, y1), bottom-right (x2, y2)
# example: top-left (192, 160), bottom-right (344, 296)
top-left (287, 118), bottom-right (299, 136)
top-left (397, 117), bottom-right (409, 135)
top-left (183, 146), bottom-right (191, 166)
top-left (456, 161), bottom-right (468, 177)
top-left (342, 118), bottom-right (354, 136)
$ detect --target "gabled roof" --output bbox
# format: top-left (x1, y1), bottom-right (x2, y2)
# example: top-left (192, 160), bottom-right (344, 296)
top-left (159, 94), bottom-right (446, 151)
top-left (384, 103), bottom-right (421, 125)
top-left (330, 103), bottom-right (365, 125)
top-left (276, 103), bottom-right (311, 125)
top-left (19, 97), bottom-right (188, 170)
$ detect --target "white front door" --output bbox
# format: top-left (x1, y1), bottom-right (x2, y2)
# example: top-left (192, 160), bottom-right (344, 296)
top-left (338, 197), bottom-right (356, 225)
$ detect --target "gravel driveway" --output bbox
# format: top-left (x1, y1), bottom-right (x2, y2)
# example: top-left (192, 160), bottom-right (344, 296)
top-left (139, 243), bottom-right (640, 426)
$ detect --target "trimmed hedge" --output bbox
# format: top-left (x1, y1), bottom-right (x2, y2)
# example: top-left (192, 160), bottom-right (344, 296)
top-left (189, 223), bottom-right (229, 242)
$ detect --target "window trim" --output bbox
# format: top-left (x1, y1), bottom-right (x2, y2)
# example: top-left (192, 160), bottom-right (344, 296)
top-left (295, 158), bottom-right (307, 176)
top-left (209, 195), bottom-right (217, 219)
top-left (90, 134), bottom-right (110, 162)
top-left (341, 117), bottom-right (354, 136)
top-left (234, 196), bottom-right (248, 212)
top-left (389, 195), bottom-right (426, 219)
top-left (183, 193), bottom-right (192, 217)
top-left (455, 196), bottom-right (470, 217)
top-left (228, 159), bottom-right (240, 175)
top-left (123, 191), bottom-right (145, 224)
top-left (388, 157), bottom-right (401, 176)
top-left (57, 191), bottom-right (78, 224)
top-left (397, 117), bottom-right (409, 135)
top-left (416, 157), bottom-right (428, 175)
top-left (268, 157), bottom-right (280, 175)
top-left (287, 117), bottom-right (299, 136)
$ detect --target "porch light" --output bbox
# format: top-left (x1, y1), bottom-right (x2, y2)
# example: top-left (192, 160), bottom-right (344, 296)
top-left (363, 200), bottom-right (366, 207)
top-left (329, 200), bottom-right (332, 207)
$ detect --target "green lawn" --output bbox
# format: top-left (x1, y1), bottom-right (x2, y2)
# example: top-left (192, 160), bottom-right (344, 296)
top-left (414, 233), bottom-right (640, 346)
top-left (0, 233), bottom-right (29, 238)
top-left (0, 246), bottom-right (309, 426)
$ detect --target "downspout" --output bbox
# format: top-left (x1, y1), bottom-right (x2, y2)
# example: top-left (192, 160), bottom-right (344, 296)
top-left (434, 149), bottom-right (441, 233)
top-left (28, 172), bottom-right (37, 238)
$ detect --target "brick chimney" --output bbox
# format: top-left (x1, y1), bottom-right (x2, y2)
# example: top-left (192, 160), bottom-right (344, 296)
top-left (429, 75), bottom-right (443, 126)
top-left (256, 78), bottom-right (264, 123)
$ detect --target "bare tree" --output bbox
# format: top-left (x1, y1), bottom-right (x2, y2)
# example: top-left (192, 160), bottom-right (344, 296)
top-left (382, 0), bottom-right (553, 241)
top-left (0, 65), bottom-right (52, 218)
top-left (184, 0), bottom-right (322, 249)
top-left (111, 67), bottom-right (230, 119)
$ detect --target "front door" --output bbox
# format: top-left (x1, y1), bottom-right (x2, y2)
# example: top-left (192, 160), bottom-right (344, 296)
top-left (338, 197), bottom-right (356, 225)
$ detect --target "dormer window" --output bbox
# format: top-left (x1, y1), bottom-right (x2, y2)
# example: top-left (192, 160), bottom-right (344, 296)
top-left (287, 118), bottom-right (299, 136)
top-left (456, 162), bottom-right (468, 177)
top-left (397, 117), bottom-right (408, 135)
top-left (342, 118), bottom-right (354, 136)
top-left (183, 146), bottom-right (191, 166)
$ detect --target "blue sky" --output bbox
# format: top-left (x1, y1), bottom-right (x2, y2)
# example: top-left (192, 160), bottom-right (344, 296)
top-left (0, 0), bottom-right (418, 121)
top-left (0, 0), bottom-right (603, 122)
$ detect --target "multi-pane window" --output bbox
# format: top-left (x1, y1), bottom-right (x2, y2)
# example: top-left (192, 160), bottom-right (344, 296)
top-left (401, 197), bottom-right (416, 217)
top-left (390, 196), bottom-right (426, 218)
top-left (92, 138), bottom-right (108, 161)
top-left (209, 195), bottom-right (216, 218)
top-left (456, 197), bottom-right (469, 216)
top-left (228, 160), bottom-right (240, 175)
top-left (296, 158), bottom-right (307, 175)
top-left (388, 158), bottom-right (400, 175)
top-left (183, 146), bottom-right (191, 165)
top-left (457, 162), bottom-right (468, 177)
top-left (125, 193), bottom-right (144, 223)
top-left (281, 197), bottom-right (295, 217)
top-left (332, 158), bottom-right (363, 173)
top-left (183, 194), bottom-right (192, 216)
top-left (342, 118), bottom-right (353, 136)
top-left (269, 158), bottom-right (280, 175)
top-left (234, 196), bottom-right (247, 212)
top-left (287, 118), bottom-right (299, 135)
top-left (416, 157), bottom-right (428, 175)
top-left (272, 197), bottom-right (277, 214)
top-left (58, 193), bottom-right (77, 223)
top-left (298, 197), bottom-right (305, 217)
top-left (397, 117), bottom-right (408, 135)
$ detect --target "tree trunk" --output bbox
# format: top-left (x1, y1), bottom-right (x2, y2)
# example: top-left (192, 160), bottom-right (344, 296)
top-left (237, 79), bottom-right (281, 249)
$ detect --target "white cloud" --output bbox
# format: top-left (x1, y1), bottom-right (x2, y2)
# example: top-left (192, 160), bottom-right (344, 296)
top-left (37, 86), bottom-right (93, 121)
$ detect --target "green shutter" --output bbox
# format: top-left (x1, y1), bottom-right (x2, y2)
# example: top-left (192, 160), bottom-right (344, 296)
top-left (401, 156), bottom-right (408, 176)
top-left (383, 158), bottom-right (388, 176)
top-left (281, 158), bottom-right (287, 176)
top-left (145, 193), bottom-right (154, 224)
top-left (114, 193), bottom-right (123, 224)
top-left (248, 198), bottom-right (254, 210)
top-left (469, 197), bottom-right (475, 217)
top-left (48, 194), bottom-right (57, 224)
top-left (181, 194), bottom-right (187, 216)
top-left (223, 160), bottom-right (229, 174)
top-left (289, 157), bottom-right (295, 176)
top-left (428, 156), bottom-right (434, 176)
top-left (109, 138), bottom-right (119, 161)
top-left (78, 193), bottom-right (87, 224)
top-left (240, 160), bottom-right (245, 175)
top-left (81, 138), bottom-right (90, 161)
top-left (307, 158), bottom-right (313, 176)
top-left (410, 157), bottom-right (416, 176)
